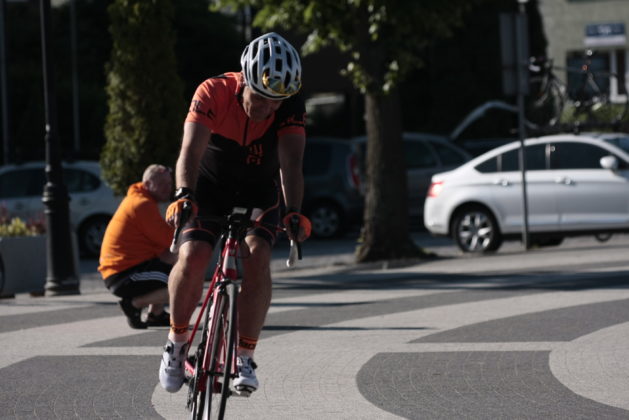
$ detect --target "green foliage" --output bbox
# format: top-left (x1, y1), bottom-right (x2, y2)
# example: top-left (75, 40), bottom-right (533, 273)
top-left (561, 102), bottom-right (629, 127)
top-left (214, 0), bottom-right (475, 95)
top-left (101, 0), bottom-right (186, 195)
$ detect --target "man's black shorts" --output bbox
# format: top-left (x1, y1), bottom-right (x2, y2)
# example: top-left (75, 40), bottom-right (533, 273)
top-left (104, 258), bottom-right (172, 299)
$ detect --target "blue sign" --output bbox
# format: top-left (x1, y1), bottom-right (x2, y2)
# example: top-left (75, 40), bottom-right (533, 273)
top-left (585, 22), bottom-right (626, 46)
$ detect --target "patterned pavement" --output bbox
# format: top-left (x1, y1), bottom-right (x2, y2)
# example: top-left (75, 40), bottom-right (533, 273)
top-left (2, 236), bottom-right (629, 419)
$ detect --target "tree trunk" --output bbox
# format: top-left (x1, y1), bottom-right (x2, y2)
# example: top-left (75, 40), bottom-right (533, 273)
top-left (355, 88), bottom-right (424, 262)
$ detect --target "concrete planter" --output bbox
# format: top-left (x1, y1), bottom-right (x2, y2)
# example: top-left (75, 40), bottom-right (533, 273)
top-left (0, 235), bottom-right (46, 297)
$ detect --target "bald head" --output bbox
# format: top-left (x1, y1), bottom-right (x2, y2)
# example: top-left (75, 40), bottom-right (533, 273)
top-left (142, 164), bottom-right (173, 202)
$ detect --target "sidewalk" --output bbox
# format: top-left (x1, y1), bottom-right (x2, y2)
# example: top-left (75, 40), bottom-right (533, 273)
top-left (2, 234), bottom-right (629, 419)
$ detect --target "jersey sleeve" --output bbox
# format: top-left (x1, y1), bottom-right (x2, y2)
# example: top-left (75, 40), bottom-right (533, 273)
top-left (185, 79), bottom-right (220, 131)
top-left (277, 94), bottom-right (306, 137)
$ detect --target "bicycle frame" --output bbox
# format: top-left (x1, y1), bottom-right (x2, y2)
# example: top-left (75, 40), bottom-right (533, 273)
top-left (177, 205), bottom-right (302, 419)
top-left (188, 248), bottom-right (240, 410)
top-left (185, 207), bottom-right (280, 419)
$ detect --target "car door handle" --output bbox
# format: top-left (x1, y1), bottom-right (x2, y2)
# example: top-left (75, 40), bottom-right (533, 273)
top-left (555, 177), bottom-right (573, 185)
top-left (493, 179), bottom-right (510, 186)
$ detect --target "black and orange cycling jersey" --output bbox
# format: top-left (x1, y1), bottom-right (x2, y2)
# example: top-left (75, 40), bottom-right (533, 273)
top-left (186, 72), bottom-right (306, 188)
top-left (181, 72), bottom-right (306, 247)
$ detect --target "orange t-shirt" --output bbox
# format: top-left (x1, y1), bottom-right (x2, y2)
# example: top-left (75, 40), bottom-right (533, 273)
top-left (98, 182), bottom-right (174, 279)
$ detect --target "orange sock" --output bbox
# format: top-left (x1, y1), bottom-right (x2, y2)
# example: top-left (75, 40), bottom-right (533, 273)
top-left (238, 335), bottom-right (258, 357)
top-left (169, 323), bottom-right (189, 343)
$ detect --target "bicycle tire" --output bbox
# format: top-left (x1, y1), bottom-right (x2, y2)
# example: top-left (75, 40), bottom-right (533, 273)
top-left (530, 77), bottom-right (565, 127)
top-left (188, 347), bottom-right (206, 420)
top-left (205, 283), bottom-right (238, 419)
top-left (188, 294), bottom-right (213, 420)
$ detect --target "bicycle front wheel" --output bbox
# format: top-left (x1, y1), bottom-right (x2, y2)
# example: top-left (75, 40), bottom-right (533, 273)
top-left (204, 283), bottom-right (238, 419)
top-left (188, 291), bottom-right (214, 420)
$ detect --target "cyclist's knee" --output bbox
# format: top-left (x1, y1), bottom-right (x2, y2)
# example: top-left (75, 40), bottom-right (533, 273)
top-left (176, 241), bottom-right (212, 277)
top-left (245, 237), bottom-right (271, 268)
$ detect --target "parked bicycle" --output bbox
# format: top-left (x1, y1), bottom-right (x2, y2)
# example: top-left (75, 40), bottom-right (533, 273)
top-left (528, 51), bottom-right (628, 131)
top-left (171, 203), bottom-right (301, 420)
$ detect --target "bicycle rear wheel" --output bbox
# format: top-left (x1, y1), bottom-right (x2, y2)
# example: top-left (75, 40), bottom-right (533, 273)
top-left (204, 283), bottom-right (238, 419)
top-left (530, 78), bottom-right (565, 127)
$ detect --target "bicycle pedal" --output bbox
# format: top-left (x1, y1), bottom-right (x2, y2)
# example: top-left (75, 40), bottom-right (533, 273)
top-left (233, 386), bottom-right (254, 397)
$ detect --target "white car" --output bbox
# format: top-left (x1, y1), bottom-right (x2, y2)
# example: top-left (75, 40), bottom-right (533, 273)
top-left (424, 133), bottom-right (629, 253)
top-left (0, 161), bottom-right (121, 257)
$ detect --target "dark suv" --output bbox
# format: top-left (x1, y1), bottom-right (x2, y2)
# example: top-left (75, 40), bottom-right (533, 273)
top-left (302, 137), bottom-right (363, 238)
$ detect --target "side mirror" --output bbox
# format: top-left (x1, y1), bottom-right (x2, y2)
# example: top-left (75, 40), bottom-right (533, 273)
top-left (600, 155), bottom-right (619, 171)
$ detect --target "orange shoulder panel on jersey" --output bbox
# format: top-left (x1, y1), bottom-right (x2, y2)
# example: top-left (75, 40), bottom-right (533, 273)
top-left (277, 112), bottom-right (306, 137)
top-left (185, 73), bottom-right (240, 131)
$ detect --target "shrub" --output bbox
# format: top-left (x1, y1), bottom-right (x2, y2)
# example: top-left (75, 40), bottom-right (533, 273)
top-left (101, 0), bottom-right (185, 195)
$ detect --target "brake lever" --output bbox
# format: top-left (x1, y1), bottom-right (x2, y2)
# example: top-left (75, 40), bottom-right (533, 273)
top-left (286, 214), bottom-right (302, 268)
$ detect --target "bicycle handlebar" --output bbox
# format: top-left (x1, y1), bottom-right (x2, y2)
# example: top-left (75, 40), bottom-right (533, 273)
top-left (169, 205), bottom-right (303, 267)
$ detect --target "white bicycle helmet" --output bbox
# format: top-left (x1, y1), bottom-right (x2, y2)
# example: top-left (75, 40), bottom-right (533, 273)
top-left (240, 32), bottom-right (302, 100)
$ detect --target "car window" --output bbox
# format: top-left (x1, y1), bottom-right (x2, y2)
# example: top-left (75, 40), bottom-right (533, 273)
top-left (304, 143), bottom-right (332, 176)
top-left (475, 144), bottom-right (546, 173)
top-left (500, 149), bottom-right (520, 171)
top-left (405, 140), bottom-right (438, 169)
top-left (475, 157), bottom-right (498, 173)
top-left (0, 168), bottom-right (45, 199)
top-left (430, 142), bottom-right (468, 166)
top-left (63, 168), bottom-right (101, 193)
top-left (602, 136), bottom-right (629, 155)
top-left (550, 142), bottom-right (610, 169)
top-left (524, 144), bottom-right (547, 170)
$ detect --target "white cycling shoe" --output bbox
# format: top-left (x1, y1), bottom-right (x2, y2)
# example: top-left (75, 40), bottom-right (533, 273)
top-left (159, 340), bottom-right (188, 393)
top-left (233, 355), bottom-right (258, 395)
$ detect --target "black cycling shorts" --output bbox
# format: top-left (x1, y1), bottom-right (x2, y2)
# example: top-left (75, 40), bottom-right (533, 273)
top-left (180, 178), bottom-right (280, 248)
top-left (104, 258), bottom-right (172, 299)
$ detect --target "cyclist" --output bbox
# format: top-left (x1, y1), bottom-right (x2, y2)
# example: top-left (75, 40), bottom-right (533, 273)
top-left (159, 32), bottom-right (310, 395)
top-left (99, 164), bottom-right (176, 329)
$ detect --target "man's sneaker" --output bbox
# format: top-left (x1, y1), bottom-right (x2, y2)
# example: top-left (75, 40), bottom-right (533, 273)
top-left (119, 298), bottom-right (146, 329)
top-left (233, 356), bottom-right (258, 395)
top-left (146, 311), bottom-right (170, 327)
top-left (159, 340), bottom-right (189, 393)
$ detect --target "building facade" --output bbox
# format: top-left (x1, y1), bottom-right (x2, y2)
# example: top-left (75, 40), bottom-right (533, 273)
top-left (538, 0), bottom-right (629, 102)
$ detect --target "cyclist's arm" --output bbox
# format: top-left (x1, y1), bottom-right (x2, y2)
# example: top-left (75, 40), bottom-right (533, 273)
top-left (175, 121), bottom-right (211, 192)
top-left (278, 133), bottom-right (306, 241)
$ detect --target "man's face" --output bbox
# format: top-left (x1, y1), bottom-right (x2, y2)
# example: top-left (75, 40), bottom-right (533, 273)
top-left (242, 86), bottom-right (282, 122)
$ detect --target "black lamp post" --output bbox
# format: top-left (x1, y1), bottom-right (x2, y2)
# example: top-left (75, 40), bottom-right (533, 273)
top-left (40, 0), bottom-right (79, 296)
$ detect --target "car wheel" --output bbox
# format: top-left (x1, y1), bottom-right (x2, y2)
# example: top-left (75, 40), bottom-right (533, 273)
top-left (452, 205), bottom-right (502, 253)
top-left (307, 203), bottom-right (344, 238)
top-left (78, 215), bottom-right (111, 257)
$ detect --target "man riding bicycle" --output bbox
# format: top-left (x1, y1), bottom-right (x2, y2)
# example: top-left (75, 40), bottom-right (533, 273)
top-left (159, 32), bottom-right (310, 395)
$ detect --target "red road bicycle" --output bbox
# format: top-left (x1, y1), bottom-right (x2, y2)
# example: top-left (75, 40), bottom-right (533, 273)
top-left (171, 204), bottom-right (301, 420)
